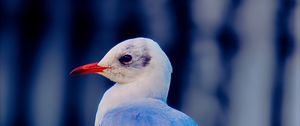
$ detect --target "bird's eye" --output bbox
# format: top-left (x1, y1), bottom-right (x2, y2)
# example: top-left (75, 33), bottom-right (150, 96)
top-left (119, 54), bottom-right (132, 65)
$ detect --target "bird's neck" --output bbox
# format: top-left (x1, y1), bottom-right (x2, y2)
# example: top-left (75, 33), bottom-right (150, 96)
top-left (95, 70), bottom-right (171, 126)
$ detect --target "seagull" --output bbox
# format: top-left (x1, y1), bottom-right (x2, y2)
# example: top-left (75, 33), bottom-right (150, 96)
top-left (70, 37), bottom-right (198, 126)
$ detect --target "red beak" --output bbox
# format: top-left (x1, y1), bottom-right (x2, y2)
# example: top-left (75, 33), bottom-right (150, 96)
top-left (70, 62), bottom-right (110, 76)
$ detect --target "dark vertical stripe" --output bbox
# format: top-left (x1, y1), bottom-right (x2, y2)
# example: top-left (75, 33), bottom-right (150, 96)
top-left (64, 0), bottom-right (97, 125)
top-left (115, 0), bottom-right (145, 41)
top-left (214, 0), bottom-right (241, 113)
top-left (13, 0), bottom-right (49, 125)
top-left (167, 0), bottom-right (191, 109)
top-left (272, 0), bottom-right (296, 126)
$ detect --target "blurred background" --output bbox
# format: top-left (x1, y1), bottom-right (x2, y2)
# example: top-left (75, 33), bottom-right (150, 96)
top-left (0, 0), bottom-right (299, 126)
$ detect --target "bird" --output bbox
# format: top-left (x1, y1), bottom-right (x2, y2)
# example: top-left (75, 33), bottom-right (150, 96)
top-left (70, 37), bottom-right (198, 126)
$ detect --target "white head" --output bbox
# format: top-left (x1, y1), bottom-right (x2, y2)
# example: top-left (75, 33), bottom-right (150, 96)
top-left (71, 37), bottom-right (172, 86)
top-left (71, 38), bottom-right (173, 126)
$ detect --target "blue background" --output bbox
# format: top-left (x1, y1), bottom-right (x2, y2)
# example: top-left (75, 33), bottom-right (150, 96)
top-left (0, 0), bottom-right (299, 126)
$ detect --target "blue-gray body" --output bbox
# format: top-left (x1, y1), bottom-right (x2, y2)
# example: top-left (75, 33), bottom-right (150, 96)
top-left (101, 99), bottom-right (198, 126)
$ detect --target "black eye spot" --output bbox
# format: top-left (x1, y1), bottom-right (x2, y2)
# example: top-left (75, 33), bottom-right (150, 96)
top-left (119, 54), bottom-right (132, 65)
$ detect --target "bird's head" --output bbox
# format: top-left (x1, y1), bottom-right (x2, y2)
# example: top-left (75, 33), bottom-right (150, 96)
top-left (70, 37), bottom-right (172, 84)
